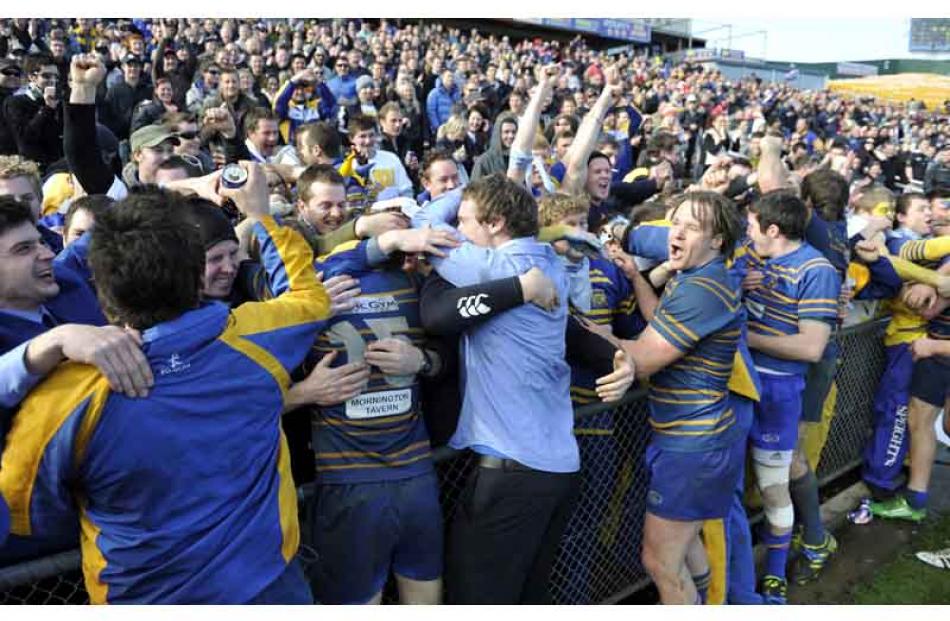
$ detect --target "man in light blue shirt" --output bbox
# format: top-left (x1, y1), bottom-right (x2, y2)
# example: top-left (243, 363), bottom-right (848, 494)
top-left (411, 174), bottom-right (626, 603)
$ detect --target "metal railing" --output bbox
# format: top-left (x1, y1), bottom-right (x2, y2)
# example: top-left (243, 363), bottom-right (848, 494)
top-left (0, 318), bottom-right (888, 605)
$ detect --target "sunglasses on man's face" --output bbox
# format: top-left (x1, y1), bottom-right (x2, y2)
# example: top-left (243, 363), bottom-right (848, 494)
top-left (37, 72), bottom-right (59, 81)
top-left (176, 130), bottom-right (200, 140)
top-left (1, 69), bottom-right (22, 78)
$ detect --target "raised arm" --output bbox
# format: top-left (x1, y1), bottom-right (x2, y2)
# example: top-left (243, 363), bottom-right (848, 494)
top-left (507, 66), bottom-right (558, 185)
top-left (65, 54), bottom-right (116, 195)
top-left (561, 68), bottom-right (620, 195)
top-left (219, 162), bottom-right (332, 376)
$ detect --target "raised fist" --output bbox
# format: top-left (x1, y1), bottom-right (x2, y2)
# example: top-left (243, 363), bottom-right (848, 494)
top-left (70, 53), bottom-right (106, 87)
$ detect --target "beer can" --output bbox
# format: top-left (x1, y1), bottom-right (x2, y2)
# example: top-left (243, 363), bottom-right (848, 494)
top-left (221, 163), bottom-right (248, 189)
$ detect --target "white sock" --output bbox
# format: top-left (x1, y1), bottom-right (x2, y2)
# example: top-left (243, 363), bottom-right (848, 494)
top-left (935, 411), bottom-right (950, 447)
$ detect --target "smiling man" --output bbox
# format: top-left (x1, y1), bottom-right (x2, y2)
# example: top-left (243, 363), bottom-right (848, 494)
top-left (609, 191), bottom-right (749, 605)
top-left (347, 114), bottom-right (413, 199)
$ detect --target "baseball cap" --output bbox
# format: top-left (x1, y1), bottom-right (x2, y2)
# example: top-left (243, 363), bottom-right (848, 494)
top-left (121, 54), bottom-right (143, 66)
top-left (130, 125), bottom-right (179, 153)
top-left (686, 93), bottom-right (697, 103)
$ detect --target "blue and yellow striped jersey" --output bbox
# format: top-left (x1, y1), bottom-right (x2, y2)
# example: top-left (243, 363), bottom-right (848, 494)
top-left (569, 258), bottom-right (645, 407)
top-left (648, 258), bottom-right (745, 451)
top-left (743, 241), bottom-right (840, 375)
top-left (0, 217), bottom-right (331, 603)
top-left (310, 241), bottom-right (432, 484)
top-left (625, 219), bottom-right (670, 264)
top-left (883, 231), bottom-right (936, 346)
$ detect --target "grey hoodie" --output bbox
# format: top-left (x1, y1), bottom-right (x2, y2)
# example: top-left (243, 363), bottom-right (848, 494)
top-left (471, 112), bottom-right (518, 181)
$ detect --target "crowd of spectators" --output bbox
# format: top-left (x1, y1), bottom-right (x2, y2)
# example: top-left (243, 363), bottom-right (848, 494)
top-left (0, 16), bottom-right (949, 606)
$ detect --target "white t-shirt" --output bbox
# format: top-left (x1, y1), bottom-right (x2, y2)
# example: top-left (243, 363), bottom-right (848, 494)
top-left (367, 149), bottom-right (413, 198)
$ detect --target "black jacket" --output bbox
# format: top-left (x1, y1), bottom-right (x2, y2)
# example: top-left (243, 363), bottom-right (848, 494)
top-left (0, 87), bottom-right (18, 155)
top-left (101, 79), bottom-right (153, 140)
top-left (2, 89), bottom-right (64, 169)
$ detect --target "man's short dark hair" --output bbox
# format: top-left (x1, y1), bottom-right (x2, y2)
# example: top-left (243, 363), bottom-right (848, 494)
top-left (669, 191), bottom-right (743, 259)
top-left (88, 189), bottom-right (204, 330)
top-left (347, 114), bottom-right (377, 137)
top-left (297, 121), bottom-right (342, 159)
top-left (64, 195), bottom-right (113, 234)
top-left (243, 107), bottom-right (277, 136)
top-left (462, 172), bottom-right (538, 239)
top-left (23, 53), bottom-right (54, 75)
top-left (157, 155), bottom-right (202, 178)
top-left (748, 191), bottom-right (807, 241)
top-left (297, 164), bottom-right (345, 203)
top-left (896, 192), bottom-right (928, 216)
top-left (801, 169), bottom-right (849, 223)
top-left (587, 150), bottom-right (610, 167)
top-left (0, 196), bottom-right (34, 237)
top-left (421, 148), bottom-right (457, 180)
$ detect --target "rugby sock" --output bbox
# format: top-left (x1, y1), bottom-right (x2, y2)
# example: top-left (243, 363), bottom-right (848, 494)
top-left (905, 489), bottom-right (929, 510)
top-left (936, 411), bottom-right (950, 447)
top-left (789, 470), bottom-right (825, 546)
top-left (692, 570), bottom-right (711, 604)
top-left (761, 529), bottom-right (793, 579)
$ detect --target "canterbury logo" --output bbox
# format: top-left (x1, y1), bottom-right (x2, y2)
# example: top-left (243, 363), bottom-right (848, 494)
top-left (457, 294), bottom-right (491, 318)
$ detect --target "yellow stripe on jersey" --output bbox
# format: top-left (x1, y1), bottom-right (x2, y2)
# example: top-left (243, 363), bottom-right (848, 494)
top-left (649, 409), bottom-right (734, 428)
top-left (79, 504), bottom-right (109, 604)
top-left (0, 364), bottom-right (109, 537)
top-left (316, 452), bottom-right (431, 471)
top-left (315, 439), bottom-right (430, 461)
top-left (315, 411), bottom-right (416, 427)
top-left (316, 239), bottom-right (361, 262)
top-left (749, 321), bottom-right (786, 336)
top-left (650, 412), bottom-right (737, 436)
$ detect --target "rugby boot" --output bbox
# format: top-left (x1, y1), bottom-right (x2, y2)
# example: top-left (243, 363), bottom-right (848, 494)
top-left (792, 532), bottom-right (838, 585)
top-left (869, 496), bottom-right (926, 522)
top-left (760, 575), bottom-right (787, 605)
top-left (915, 548), bottom-right (950, 569)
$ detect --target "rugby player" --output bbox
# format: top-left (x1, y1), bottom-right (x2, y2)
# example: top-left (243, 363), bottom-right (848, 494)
top-left (611, 191), bottom-right (748, 605)
top-left (742, 191), bottom-right (841, 603)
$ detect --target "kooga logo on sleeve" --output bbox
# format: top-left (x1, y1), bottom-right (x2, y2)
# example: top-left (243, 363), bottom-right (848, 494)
top-left (351, 295), bottom-right (401, 315)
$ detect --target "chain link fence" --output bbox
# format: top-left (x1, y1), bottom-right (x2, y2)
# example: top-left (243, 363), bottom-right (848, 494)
top-left (815, 319), bottom-right (888, 484)
top-left (0, 318), bottom-right (888, 605)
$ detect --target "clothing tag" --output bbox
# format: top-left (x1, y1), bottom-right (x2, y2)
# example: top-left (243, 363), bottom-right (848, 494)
top-left (345, 388), bottom-right (412, 419)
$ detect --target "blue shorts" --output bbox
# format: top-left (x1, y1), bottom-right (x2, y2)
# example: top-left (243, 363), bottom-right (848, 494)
top-left (910, 354), bottom-right (950, 408)
top-left (310, 472), bottom-right (443, 604)
top-left (645, 441), bottom-right (745, 521)
top-left (751, 373), bottom-right (806, 465)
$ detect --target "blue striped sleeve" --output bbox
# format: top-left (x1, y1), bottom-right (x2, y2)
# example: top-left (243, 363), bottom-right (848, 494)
top-left (627, 221), bottom-right (670, 262)
top-left (651, 280), bottom-right (735, 353)
top-left (798, 263), bottom-right (841, 324)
